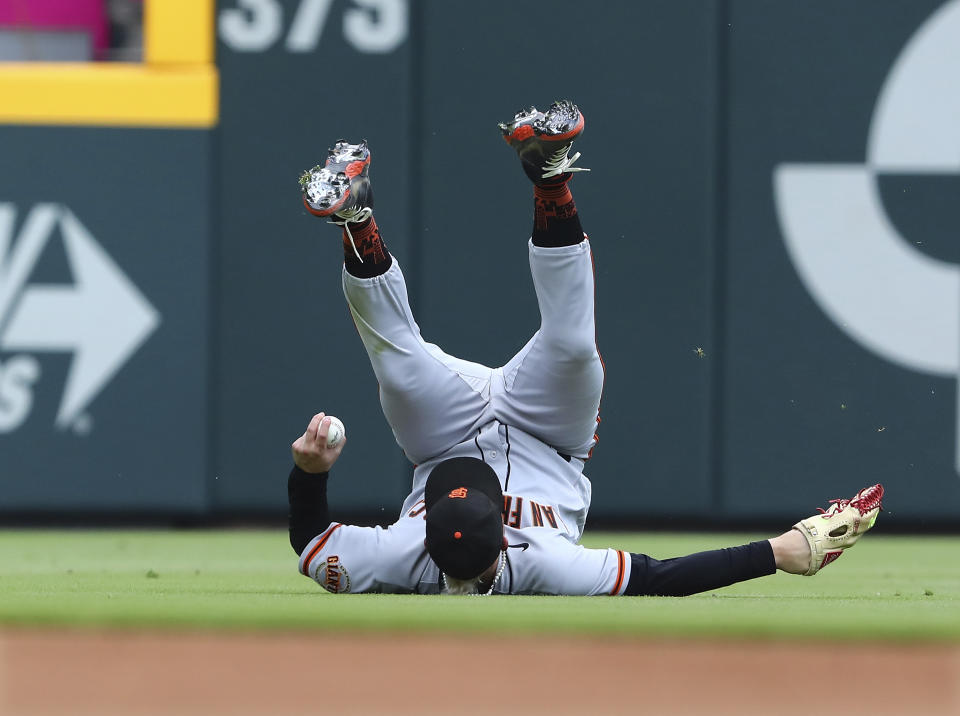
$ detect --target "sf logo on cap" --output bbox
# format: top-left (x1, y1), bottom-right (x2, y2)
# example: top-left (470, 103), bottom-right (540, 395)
top-left (448, 487), bottom-right (468, 499)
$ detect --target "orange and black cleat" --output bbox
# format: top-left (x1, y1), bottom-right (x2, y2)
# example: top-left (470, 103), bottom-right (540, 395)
top-left (300, 139), bottom-right (373, 218)
top-left (299, 140), bottom-right (374, 260)
top-left (498, 100), bottom-right (590, 184)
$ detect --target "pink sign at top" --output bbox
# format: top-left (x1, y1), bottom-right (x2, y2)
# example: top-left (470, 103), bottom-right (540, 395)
top-left (0, 0), bottom-right (109, 55)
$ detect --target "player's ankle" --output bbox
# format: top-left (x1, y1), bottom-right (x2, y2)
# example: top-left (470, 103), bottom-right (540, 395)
top-left (343, 216), bottom-right (392, 278)
top-left (530, 183), bottom-right (582, 248)
top-left (533, 181), bottom-right (573, 204)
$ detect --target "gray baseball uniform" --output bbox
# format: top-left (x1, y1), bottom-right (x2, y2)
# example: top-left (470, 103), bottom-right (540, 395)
top-left (298, 238), bottom-right (632, 595)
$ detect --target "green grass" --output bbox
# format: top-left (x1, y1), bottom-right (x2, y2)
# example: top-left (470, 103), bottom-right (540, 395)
top-left (0, 529), bottom-right (957, 642)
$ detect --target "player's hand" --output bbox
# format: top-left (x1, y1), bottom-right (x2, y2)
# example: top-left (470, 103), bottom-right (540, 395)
top-left (291, 412), bottom-right (346, 474)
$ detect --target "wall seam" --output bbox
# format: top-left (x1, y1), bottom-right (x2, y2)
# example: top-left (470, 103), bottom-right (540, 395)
top-left (709, 0), bottom-right (731, 513)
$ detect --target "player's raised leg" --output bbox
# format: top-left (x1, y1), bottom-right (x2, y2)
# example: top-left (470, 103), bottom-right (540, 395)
top-left (300, 142), bottom-right (492, 463)
top-left (495, 101), bottom-right (603, 458)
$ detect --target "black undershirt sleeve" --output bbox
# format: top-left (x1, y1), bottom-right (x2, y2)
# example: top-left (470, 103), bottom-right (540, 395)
top-left (287, 465), bottom-right (331, 556)
top-left (623, 540), bottom-right (776, 597)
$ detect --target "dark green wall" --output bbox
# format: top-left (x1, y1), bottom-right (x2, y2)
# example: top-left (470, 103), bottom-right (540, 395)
top-left (0, 128), bottom-right (212, 513)
top-left (3, 0), bottom-right (958, 524)
top-left (211, 0), bottom-right (960, 523)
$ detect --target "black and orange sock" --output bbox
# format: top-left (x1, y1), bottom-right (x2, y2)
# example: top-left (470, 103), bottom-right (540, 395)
top-left (343, 216), bottom-right (392, 278)
top-left (531, 179), bottom-right (585, 248)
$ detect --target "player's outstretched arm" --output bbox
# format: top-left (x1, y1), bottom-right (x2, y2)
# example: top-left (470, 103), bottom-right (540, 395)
top-left (288, 412), bottom-right (347, 556)
top-left (622, 483), bottom-right (884, 595)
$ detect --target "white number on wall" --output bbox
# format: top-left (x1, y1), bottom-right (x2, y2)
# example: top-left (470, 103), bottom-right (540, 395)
top-left (219, 0), bottom-right (408, 54)
top-left (219, 0), bottom-right (284, 52)
top-left (344, 0), bottom-right (408, 53)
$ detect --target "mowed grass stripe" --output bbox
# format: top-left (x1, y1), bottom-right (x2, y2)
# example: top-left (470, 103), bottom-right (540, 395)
top-left (0, 530), bottom-right (956, 641)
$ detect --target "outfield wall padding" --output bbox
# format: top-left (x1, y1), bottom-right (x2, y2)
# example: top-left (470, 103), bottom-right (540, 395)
top-left (1, 0), bottom-right (957, 524)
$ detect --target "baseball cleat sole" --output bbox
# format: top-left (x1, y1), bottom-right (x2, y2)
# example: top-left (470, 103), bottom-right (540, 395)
top-left (300, 140), bottom-right (371, 217)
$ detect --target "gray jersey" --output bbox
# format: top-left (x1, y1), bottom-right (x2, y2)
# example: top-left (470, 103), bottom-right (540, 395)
top-left (299, 497), bottom-right (630, 596)
top-left (300, 240), bottom-right (622, 595)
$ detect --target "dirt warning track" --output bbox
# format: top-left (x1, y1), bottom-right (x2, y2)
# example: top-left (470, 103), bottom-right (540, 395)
top-left (1, 629), bottom-right (957, 715)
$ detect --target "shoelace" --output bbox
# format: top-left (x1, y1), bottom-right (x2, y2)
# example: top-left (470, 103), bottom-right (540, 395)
top-left (851, 485), bottom-right (884, 513)
top-left (330, 206), bottom-right (373, 262)
top-left (816, 485), bottom-right (884, 518)
top-left (542, 143), bottom-right (591, 179)
top-left (816, 498), bottom-right (850, 517)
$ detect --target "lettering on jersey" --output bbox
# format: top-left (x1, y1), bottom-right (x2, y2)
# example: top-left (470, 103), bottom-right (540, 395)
top-left (321, 555), bottom-right (351, 594)
top-left (540, 504), bottom-right (558, 529)
top-left (448, 487), bottom-right (468, 499)
top-left (530, 501), bottom-right (543, 527)
top-left (501, 494), bottom-right (558, 530)
top-left (407, 499), bottom-right (426, 518)
top-left (507, 496), bottom-right (523, 528)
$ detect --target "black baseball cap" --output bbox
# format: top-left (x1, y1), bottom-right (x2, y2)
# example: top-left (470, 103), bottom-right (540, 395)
top-left (424, 457), bottom-right (504, 580)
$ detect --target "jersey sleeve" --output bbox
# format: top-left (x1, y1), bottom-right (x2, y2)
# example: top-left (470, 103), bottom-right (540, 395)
top-left (512, 531), bottom-right (631, 596)
top-left (298, 515), bottom-right (432, 594)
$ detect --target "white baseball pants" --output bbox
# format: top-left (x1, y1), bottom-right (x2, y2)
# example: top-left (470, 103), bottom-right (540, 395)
top-left (342, 238), bottom-right (603, 464)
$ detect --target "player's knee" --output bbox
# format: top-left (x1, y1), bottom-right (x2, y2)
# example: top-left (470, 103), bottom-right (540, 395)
top-left (550, 336), bottom-right (600, 365)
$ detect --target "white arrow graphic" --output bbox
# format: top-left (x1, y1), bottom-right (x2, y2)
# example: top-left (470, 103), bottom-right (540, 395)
top-left (0, 203), bottom-right (58, 329)
top-left (0, 205), bottom-right (160, 428)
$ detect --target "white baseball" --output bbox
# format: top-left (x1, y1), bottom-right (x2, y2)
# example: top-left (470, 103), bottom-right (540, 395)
top-left (325, 416), bottom-right (345, 448)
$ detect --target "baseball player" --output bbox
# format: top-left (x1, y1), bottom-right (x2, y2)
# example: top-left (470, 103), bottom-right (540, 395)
top-left (290, 100), bottom-right (883, 595)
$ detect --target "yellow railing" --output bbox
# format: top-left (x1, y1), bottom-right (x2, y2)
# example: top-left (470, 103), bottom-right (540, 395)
top-left (0, 0), bottom-right (218, 128)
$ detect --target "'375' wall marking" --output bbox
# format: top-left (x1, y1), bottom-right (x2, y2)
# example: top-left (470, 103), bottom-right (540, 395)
top-left (219, 0), bottom-right (407, 54)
